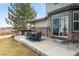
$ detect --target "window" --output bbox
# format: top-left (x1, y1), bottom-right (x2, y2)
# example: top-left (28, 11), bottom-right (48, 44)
top-left (60, 16), bottom-right (68, 36)
top-left (74, 13), bottom-right (79, 20)
top-left (74, 22), bottom-right (79, 31)
top-left (73, 11), bottom-right (79, 31)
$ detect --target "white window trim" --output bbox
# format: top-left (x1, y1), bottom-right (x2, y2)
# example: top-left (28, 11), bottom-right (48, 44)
top-left (52, 16), bottom-right (68, 37)
top-left (73, 10), bottom-right (79, 32)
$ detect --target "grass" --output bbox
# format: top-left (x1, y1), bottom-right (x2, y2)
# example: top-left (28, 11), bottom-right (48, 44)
top-left (0, 36), bottom-right (38, 56)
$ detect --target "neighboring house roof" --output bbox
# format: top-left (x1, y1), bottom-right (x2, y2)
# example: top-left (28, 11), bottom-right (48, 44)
top-left (48, 3), bottom-right (79, 16)
top-left (30, 16), bottom-right (48, 23)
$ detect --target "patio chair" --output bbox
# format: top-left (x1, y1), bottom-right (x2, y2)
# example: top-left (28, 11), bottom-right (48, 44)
top-left (66, 38), bottom-right (79, 50)
top-left (35, 32), bottom-right (42, 41)
top-left (30, 32), bottom-right (42, 41)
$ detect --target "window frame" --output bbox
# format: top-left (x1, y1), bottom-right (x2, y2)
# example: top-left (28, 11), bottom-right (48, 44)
top-left (52, 16), bottom-right (68, 37)
top-left (73, 10), bottom-right (79, 32)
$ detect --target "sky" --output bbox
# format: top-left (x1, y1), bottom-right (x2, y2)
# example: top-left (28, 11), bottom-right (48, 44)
top-left (0, 3), bottom-right (46, 27)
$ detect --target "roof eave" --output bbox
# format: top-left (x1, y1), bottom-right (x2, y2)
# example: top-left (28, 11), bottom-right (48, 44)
top-left (48, 3), bottom-right (79, 16)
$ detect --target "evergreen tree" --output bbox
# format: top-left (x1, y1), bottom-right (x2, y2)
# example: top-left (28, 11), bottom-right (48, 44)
top-left (5, 3), bottom-right (36, 33)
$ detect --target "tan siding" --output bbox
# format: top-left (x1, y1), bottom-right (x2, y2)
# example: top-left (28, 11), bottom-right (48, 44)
top-left (34, 18), bottom-right (52, 37)
top-left (35, 19), bottom-right (50, 27)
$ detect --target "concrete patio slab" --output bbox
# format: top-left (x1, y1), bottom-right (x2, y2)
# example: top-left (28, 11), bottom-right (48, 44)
top-left (14, 35), bottom-right (79, 56)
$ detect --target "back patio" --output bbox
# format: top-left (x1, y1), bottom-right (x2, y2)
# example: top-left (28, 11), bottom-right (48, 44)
top-left (15, 35), bottom-right (79, 56)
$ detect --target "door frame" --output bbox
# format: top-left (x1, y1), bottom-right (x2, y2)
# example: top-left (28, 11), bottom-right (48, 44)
top-left (52, 16), bottom-right (69, 38)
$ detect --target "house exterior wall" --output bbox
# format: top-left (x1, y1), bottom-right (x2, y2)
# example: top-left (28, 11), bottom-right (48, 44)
top-left (34, 19), bottom-right (51, 36)
top-left (46, 3), bottom-right (79, 40)
top-left (34, 19), bottom-right (49, 27)
top-left (35, 27), bottom-right (48, 36)
top-left (68, 10), bottom-right (79, 40)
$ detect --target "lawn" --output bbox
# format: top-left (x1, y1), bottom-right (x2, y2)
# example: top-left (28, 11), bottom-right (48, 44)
top-left (0, 35), bottom-right (38, 56)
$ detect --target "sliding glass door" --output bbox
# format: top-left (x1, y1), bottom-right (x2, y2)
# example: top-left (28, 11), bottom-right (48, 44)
top-left (53, 18), bottom-right (60, 35)
top-left (59, 16), bottom-right (68, 36)
top-left (53, 16), bottom-right (68, 37)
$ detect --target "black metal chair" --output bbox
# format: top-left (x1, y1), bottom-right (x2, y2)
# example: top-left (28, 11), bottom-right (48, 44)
top-left (35, 32), bottom-right (42, 41)
top-left (27, 32), bottom-right (42, 41)
top-left (31, 32), bottom-right (42, 41)
top-left (63, 39), bottom-right (79, 51)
